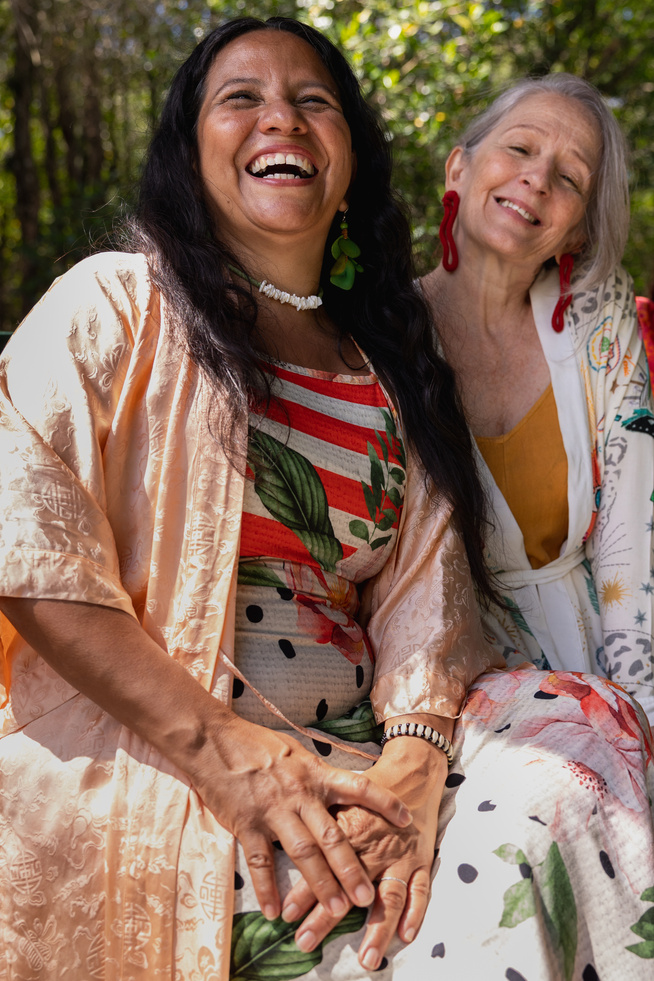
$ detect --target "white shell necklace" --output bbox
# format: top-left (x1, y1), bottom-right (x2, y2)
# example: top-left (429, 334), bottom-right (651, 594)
top-left (228, 264), bottom-right (322, 312)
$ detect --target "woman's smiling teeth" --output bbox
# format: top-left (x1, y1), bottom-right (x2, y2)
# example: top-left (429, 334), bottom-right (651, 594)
top-left (247, 152), bottom-right (316, 179)
top-left (498, 198), bottom-right (539, 224)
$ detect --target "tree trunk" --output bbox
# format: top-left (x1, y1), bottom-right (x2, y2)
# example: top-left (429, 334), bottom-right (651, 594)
top-left (9, 0), bottom-right (41, 314)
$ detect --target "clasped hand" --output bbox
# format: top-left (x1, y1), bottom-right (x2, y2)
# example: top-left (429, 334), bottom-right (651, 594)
top-left (279, 732), bottom-right (448, 971)
top-left (190, 713), bottom-right (414, 922)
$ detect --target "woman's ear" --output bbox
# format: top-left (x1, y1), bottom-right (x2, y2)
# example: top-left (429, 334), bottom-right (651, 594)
top-left (555, 235), bottom-right (585, 266)
top-left (444, 146), bottom-right (465, 190)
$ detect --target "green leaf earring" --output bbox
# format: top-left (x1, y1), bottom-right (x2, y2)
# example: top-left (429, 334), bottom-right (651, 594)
top-left (329, 212), bottom-right (363, 290)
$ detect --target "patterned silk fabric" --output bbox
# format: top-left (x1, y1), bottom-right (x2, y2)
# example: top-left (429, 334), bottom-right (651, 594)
top-left (230, 669), bottom-right (654, 981)
top-left (0, 253), bottom-right (500, 979)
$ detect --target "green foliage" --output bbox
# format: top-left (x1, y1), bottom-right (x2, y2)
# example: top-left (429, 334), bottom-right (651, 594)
top-left (495, 840), bottom-right (577, 979)
top-left (498, 879), bottom-right (537, 927)
top-left (2, 0), bottom-right (653, 332)
top-left (539, 842), bottom-right (577, 981)
top-left (237, 562), bottom-right (286, 589)
top-left (350, 428), bottom-right (404, 550)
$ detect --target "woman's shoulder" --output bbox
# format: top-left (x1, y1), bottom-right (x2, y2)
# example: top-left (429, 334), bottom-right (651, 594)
top-left (570, 263), bottom-right (634, 316)
top-left (4, 252), bottom-right (164, 378)
top-left (18, 251), bottom-right (159, 346)
top-left (45, 250), bottom-right (155, 312)
top-left (564, 263), bottom-right (636, 345)
top-left (536, 262), bottom-right (633, 309)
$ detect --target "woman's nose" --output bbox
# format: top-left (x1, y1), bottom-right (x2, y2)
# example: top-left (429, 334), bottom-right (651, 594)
top-left (258, 100), bottom-right (306, 134)
top-left (520, 163), bottom-right (551, 195)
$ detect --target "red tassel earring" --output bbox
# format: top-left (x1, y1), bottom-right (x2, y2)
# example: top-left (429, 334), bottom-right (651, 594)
top-left (552, 253), bottom-right (574, 332)
top-left (439, 190), bottom-right (460, 272)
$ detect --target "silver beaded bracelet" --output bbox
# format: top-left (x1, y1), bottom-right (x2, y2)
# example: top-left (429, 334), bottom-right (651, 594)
top-left (380, 722), bottom-right (454, 766)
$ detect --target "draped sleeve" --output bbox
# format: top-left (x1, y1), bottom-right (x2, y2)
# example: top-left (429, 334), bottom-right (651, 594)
top-left (0, 252), bottom-right (147, 612)
top-left (0, 251), bottom-right (245, 725)
top-left (0, 253), bottom-right (242, 977)
top-left (579, 268), bottom-right (654, 719)
top-left (365, 454), bottom-right (504, 721)
top-left (0, 253), bottom-right (152, 710)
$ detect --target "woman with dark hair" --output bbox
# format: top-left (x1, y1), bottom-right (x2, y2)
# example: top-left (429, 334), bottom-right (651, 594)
top-left (0, 15), bottom-right (502, 979)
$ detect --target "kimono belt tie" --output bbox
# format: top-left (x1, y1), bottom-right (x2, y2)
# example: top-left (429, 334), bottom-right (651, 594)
top-left (494, 544), bottom-right (586, 590)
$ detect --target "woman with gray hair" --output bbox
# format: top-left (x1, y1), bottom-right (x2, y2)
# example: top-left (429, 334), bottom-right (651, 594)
top-left (421, 73), bottom-right (654, 722)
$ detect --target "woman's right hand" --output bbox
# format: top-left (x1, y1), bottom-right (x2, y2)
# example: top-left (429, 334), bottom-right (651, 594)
top-left (188, 712), bottom-right (413, 921)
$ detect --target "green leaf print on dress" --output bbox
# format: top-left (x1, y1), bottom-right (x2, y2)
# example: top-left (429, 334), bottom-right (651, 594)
top-left (312, 698), bottom-right (383, 744)
top-left (494, 846), bottom-right (537, 928)
top-left (230, 907), bottom-right (367, 980)
top-left (540, 842), bottom-right (577, 980)
top-left (349, 414), bottom-right (406, 550)
top-left (238, 561), bottom-right (287, 589)
top-left (581, 558), bottom-right (600, 615)
top-left (247, 428), bottom-right (343, 573)
top-left (627, 887), bottom-right (654, 958)
top-left (501, 596), bottom-right (551, 670)
top-left (495, 841), bottom-right (577, 980)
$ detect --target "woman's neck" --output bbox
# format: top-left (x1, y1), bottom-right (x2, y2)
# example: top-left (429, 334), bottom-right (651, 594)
top-left (228, 232), bottom-right (326, 305)
top-left (422, 255), bottom-right (540, 339)
top-left (421, 257), bottom-right (551, 437)
top-left (225, 243), bottom-right (368, 375)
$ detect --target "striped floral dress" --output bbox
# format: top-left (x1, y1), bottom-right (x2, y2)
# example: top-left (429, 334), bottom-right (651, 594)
top-left (233, 357), bottom-right (406, 728)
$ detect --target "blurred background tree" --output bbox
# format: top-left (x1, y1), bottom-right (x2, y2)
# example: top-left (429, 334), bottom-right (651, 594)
top-left (1, 0), bottom-right (652, 333)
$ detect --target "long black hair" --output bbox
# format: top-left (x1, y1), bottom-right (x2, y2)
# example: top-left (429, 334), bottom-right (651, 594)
top-left (122, 15), bottom-right (496, 604)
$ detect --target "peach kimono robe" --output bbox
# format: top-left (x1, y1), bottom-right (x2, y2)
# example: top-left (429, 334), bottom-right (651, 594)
top-left (0, 252), bottom-right (501, 980)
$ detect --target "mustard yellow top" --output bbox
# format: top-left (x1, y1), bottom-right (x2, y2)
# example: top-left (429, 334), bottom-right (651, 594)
top-left (476, 384), bottom-right (569, 569)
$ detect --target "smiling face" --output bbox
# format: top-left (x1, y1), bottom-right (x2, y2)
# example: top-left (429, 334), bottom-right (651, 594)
top-left (446, 92), bottom-right (601, 271)
top-left (195, 29), bottom-right (354, 259)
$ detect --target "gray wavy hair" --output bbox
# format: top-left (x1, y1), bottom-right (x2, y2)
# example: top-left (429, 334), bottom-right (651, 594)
top-left (457, 73), bottom-right (630, 292)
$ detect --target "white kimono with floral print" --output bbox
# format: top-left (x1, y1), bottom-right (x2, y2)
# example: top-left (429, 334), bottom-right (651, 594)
top-left (480, 265), bottom-right (654, 723)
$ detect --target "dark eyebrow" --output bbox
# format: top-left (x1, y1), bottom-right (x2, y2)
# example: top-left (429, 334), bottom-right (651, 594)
top-left (210, 77), bottom-right (340, 100)
top-left (215, 76), bottom-right (259, 90)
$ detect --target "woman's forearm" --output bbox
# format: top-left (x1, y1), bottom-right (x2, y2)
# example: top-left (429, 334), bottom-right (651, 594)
top-left (0, 596), bottom-right (232, 778)
top-left (0, 595), bottom-right (415, 920)
top-left (372, 712), bottom-right (452, 816)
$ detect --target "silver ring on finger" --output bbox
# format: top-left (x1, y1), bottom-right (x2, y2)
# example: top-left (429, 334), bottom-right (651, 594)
top-left (378, 875), bottom-right (408, 888)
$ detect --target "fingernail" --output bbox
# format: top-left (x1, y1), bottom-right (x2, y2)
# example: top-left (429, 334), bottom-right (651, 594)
top-left (361, 947), bottom-right (380, 970)
top-left (263, 904), bottom-right (277, 921)
top-left (398, 807), bottom-right (412, 826)
top-left (296, 930), bottom-right (316, 952)
top-left (329, 894), bottom-right (347, 916)
top-left (281, 902), bottom-right (300, 922)
top-left (404, 926), bottom-right (416, 943)
top-left (355, 883), bottom-right (374, 907)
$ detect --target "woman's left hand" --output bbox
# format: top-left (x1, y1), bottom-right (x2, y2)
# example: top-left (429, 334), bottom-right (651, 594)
top-left (280, 716), bottom-right (451, 970)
